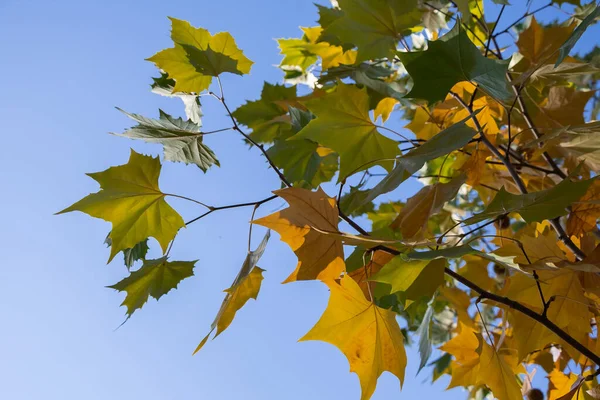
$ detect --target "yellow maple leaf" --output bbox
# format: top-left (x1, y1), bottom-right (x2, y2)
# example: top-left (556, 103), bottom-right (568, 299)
top-left (300, 275), bottom-right (407, 400)
top-left (278, 26), bottom-right (356, 72)
top-left (477, 342), bottom-right (523, 400)
top-left (439, 286), bottom-right (475, 327)
top-left (459, 147), bottom-right (489, 187)
top-left (504, 269), bottom-right (591, 361)
top-left (568, 180), bottom-right (600, 237)
top-left (58, 149), bottom-right (185, 262)
top-left (452, 95), bottom-right (505, 136)
top-left (517, 17), bottom-right (577, 68)
top-left (194, 266), bottom-right (265, 354)
top-left (548, 370), bottom-right (592, 400)
top-left (253, 187), bottom-right (345, 282)
top-left (374, 97), bottom-right (399, 123)
top-left (404, 106), bottom-right (440, 141)
top-left (440, 322), bottom-right (480, 364)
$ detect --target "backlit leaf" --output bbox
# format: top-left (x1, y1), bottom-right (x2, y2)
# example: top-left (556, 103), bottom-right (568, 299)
top-left (114, 108), bottom-right (219, 171)
top-left (253, 187), bottom-right (345, 282)
top-left (292, 83), bottom-right (400, 179)
top-left (301, 275), bottom-right (407, 400)
top-left (399, 22), bottom-right (512, 104)
top-left (108, 257), bottom-right (196, 317)
top-left (321, 0), bottom-right (421, 61)
top-left (194, 231), bottom-right (270, 353)
top-left (58, 150), bottom-right (185, 262)
top-left (147, 17), bottom-right (252, 93)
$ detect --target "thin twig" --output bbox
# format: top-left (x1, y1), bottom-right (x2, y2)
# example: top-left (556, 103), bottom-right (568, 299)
top-left (450, 91), bottom-right (586, 261)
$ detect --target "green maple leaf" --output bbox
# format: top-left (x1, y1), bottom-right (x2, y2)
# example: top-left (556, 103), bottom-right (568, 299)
top-left (399, 22), bottom-right (512, 104)
top-left (114, 108), bottom-right (219, 172)
top-left (321, 0), bottom-right (421, 61)
top-left (371, 258), bottom-right (446, 300)
top-left (109, 257), bottom-right (196, 317)
top-left (58, 150), bottom-right (185, 262)
top-left (292, 83), bottom-right (400, 180)
top-left (232, 82), bottom-right (297, 143)
top-left (267, 106), bottom-right (338, 188)
top-left (353, 114), bottom-right (478, 210)
top-left (465, 178), bottom-right (595, 225)
top-left (147, 17), bottom-right (253, 93)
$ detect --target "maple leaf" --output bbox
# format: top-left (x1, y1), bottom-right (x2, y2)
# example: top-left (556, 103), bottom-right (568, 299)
top-left (232, 82), bottom-right (298, 143)
top-left (391, 175), bottom-right (465, 239)
top-left (108, 257), bottom-right (196, 317)
top-left (493, 224), bottom-right (568, 269)
top-left (539, 87), bottom-right (594, 129)
top-left (505, 269), bottom-right (592, 360)
top-left (300, 275), bottom-right (407, 400)
top-left (517, 17), bottom-right (576, 68)
top-left (267, 140), bottom-right (338, 189)
top-left (58, 150), bottom-right (185, 262)
top-left (399, 22), bottom-right (512, 104)
top-left (371, 257), bottom-right (446, 304)
top-left (477, 341), bottom-right (523, 400)
top-left (194, 231), bottom-right (269, 353)
top-left (252, 187), bottom-right (345, 283)
top-left (356, 115), bottom-right (478, 209)
top-left (292, 83), bottom-right (400, 179)
top-left (104, 236), bottom-right (149, 270)
top-left (267, 106), bottom-right (339, 189)
top-left (373, 97), bottom-right (399, 123)
top-left (465, 177), bottom-right (594, 225)
top-left (569, 180), bottom-right (600, 237)
top-left (277, 26), bottom-right (356, 72)
top-left (147, 17), bottom-right (253, 93)
top-left (114, 108), bottom-right (219, 171)
top-left (320, 0), bottom-right (421, 61)
top-left (404, 106), bottom-right (440, 141)
top-left (439, 322), bottom-right (481, 388)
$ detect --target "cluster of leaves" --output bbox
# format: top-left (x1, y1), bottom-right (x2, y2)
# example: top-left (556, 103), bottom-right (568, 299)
top-left (60, 1), bottom-right (600, 399)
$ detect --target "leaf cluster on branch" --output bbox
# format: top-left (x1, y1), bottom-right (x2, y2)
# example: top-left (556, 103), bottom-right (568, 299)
top-left (60, 1), bottom-right (600, 399)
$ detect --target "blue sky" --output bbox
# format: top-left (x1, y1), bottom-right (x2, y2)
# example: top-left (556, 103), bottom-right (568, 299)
top-left (1, 1), bottom-right (597, 399)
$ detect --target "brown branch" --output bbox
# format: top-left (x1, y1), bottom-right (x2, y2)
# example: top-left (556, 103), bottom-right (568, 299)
top-left (185, 195), bottom-right (278, 226)
top-left (341, 213), bottom-right (600, 367)
top-left (450, 92), bottom-right (586, 261)
top-left (210, 78), bottom-right (292, 188)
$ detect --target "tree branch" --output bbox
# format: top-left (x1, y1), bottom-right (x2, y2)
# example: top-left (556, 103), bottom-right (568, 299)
top-left (210, 78), bottom-right (292, 188)
top-left (450, 91), bottom-right (586, 261)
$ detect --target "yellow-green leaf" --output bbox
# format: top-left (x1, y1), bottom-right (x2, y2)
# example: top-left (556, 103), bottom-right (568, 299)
top-left (292, 83), bottom-right (400, 180)
top-left (147, 17), bottom-right (253, 93)
top-left (58, 150), bottom-right (185, 262)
